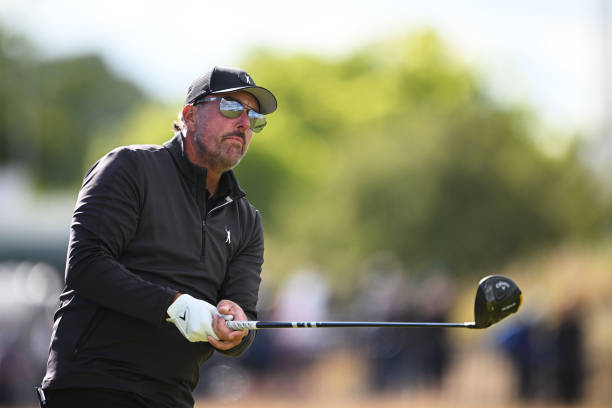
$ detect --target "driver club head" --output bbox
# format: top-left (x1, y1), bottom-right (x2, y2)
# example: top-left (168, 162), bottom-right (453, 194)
top-left (473, 275), bottom-right (522, 329)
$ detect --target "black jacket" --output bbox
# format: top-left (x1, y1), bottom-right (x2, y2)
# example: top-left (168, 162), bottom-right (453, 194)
top-left (42, 133), bottom-right (263, 407)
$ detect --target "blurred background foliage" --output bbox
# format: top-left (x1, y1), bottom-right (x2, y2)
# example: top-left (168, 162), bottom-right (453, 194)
top-left (1, 27), bottom-right (610, 287)
top-left (0, 26), bottom-right (144, 189)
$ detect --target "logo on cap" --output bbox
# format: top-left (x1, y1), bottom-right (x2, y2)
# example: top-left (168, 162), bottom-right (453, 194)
top-left (240, 72), bottom-right (253, 85)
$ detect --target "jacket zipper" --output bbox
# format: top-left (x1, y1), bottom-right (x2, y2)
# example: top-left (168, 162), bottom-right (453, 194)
top-left (207, 196), bottom-right (234, 216)
top-left (201, 196), bottom-right (235, 261)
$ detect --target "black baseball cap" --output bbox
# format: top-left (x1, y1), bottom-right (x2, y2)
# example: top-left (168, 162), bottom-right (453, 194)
top-left (185, 66), bottom-right (277, 114)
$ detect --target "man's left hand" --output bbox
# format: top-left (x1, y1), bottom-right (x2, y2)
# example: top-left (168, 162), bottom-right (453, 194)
top-left (208, 299), bottom-right (249, 350)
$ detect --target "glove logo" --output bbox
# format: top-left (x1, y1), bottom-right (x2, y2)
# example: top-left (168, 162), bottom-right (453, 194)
top-left (166, 294), bottom-right (220, 342)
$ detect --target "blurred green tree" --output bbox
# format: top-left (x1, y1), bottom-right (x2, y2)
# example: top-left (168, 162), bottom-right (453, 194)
top-left (237, 31), bottom-right (609, 280)
top-left (35, 55), bottom-right (144, 188)
top-left (84, 102), bottom-right (177, 170)
top-left (0, 27), bottom-right (143, 189)
top-left (0, 27), bottom-right (37, 164)
top-left (2, 24), bottom-right (608, 282)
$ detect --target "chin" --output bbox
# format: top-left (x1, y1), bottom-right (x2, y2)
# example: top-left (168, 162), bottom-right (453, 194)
top-left (229, 158), bottom-right (243, 169)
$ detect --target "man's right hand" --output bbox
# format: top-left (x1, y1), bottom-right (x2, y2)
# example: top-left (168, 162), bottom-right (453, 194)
top-left (166, 294), bottom-right (220, 342)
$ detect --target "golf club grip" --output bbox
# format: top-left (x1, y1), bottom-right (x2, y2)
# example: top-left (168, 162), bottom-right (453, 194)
top-left (226, 321), bottom-right (259, 330)
top-left (225, 321), bottom-right (476, 330)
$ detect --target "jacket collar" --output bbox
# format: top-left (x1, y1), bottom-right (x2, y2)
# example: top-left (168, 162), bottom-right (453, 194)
top-left (164, 132), bottom-right (246, 200)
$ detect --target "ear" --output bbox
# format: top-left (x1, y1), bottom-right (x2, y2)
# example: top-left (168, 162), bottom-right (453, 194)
top-left (182, 105), bottom-right (198, 132)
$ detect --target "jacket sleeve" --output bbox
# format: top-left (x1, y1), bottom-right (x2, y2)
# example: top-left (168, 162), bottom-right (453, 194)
top-left (216, 208), bottom-right (264, 356)
top-left (65, 148), bottom-right (178, 326)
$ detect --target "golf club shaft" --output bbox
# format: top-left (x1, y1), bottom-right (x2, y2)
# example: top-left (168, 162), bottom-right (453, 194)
top-left (226, 321), bottom-right (477, 330)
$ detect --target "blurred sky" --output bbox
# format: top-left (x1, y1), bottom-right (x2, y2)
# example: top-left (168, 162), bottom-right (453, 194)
top-left (0, 0), bottom-right (610, 135)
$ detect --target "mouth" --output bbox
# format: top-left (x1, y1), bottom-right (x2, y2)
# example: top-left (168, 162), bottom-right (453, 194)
top-left (226, 136), bottom-right (243, 144)
top-left (223, 133), bottom-right (245, 146)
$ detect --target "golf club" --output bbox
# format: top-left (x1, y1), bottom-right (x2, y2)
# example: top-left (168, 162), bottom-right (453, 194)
top-left (226, 275), bottom-right (522, 331)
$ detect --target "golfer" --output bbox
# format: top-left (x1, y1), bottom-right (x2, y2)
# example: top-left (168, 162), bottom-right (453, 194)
top-left (38, 66), bottom-right (276, 407)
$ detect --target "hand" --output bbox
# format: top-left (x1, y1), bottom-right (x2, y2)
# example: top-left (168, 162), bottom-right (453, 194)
top-left (208, 299), bottom-right (249, 351)
top-left (166, 294), bottom-right (220, 342)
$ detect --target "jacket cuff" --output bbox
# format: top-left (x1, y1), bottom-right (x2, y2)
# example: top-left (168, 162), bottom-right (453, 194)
top-left (216, 330), bottom-right (256, 357)
top-left (158, 288), bottom-right (181, 326)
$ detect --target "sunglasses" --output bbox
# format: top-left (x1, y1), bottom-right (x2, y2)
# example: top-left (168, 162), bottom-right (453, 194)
top-left (194, 96), bottom-right (267, 133)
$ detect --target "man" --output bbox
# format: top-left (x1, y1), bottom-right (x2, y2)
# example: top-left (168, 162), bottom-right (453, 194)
top-left (38, 66), bottom-right (276, 407)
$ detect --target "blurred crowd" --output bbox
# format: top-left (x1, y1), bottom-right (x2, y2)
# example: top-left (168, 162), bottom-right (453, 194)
top-left (0, 260), bottom-right (589, 406)
top-left (196, 261), bottom-right (591, 405)
top-left (495, 300), bottom-right (587, 404)
top-left (0, 261), bottom-right (62, 404)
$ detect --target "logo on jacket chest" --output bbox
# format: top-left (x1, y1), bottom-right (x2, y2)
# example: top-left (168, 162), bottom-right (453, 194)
top-left (224, 225), bottom-right (231, 245)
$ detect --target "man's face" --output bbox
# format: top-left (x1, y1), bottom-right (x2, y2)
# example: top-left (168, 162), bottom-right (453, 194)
top-left (185, 90), bottom-right (259, 172)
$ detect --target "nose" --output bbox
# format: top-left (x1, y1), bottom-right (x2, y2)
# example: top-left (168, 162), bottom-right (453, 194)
top-left (235, 109), bottom-right (251, 131)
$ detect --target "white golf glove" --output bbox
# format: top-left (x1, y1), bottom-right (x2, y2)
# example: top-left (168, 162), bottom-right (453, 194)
top-left (166, 294), bottom-right (220, 342)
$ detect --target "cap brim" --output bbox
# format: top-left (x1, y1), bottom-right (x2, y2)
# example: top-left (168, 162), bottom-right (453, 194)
top-left (211, 85), bottom-right (277, 115)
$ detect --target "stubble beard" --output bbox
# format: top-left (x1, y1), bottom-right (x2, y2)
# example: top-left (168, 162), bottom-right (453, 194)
top-left (193, 129), bottom-right (247, 172)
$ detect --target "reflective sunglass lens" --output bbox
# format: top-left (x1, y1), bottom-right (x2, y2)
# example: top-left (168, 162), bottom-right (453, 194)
top-left (250, 120), bottom-right (266, 133)
top-left (219, 98), bottom-right (267, 132)
top-left (219, 99), bottom-right (244, 118)
top-left (248, 111), bottom-right (266, 133)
